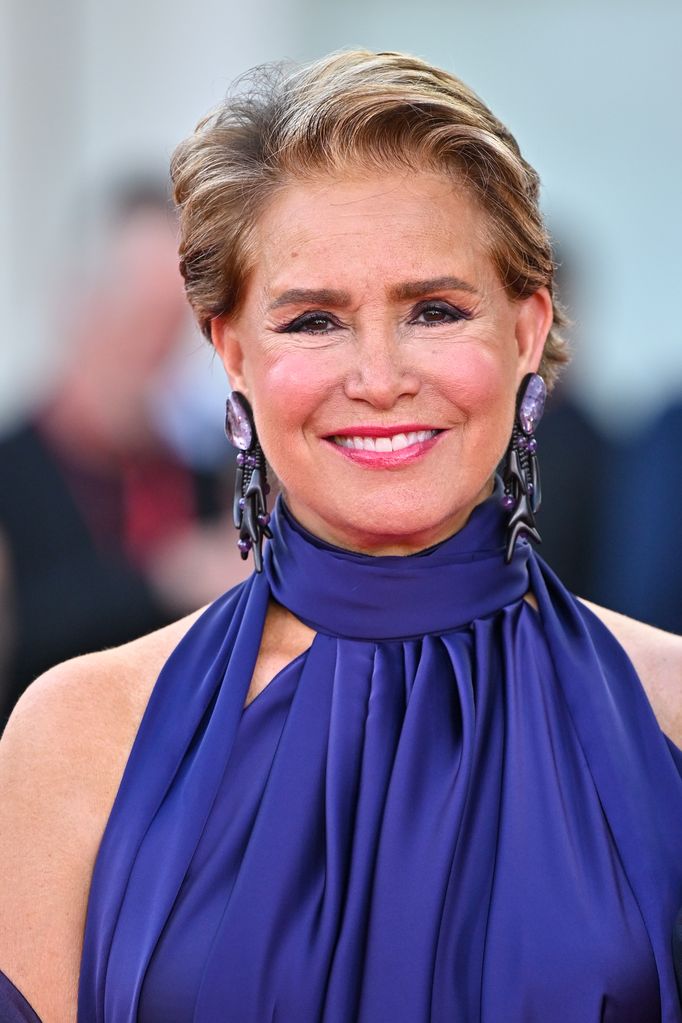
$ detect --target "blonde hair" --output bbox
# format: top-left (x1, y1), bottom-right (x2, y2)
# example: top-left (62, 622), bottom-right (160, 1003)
top-left (171, 49), bottom-right (569, 389)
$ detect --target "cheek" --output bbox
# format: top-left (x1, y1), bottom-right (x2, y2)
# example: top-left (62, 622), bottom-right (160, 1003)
top-left (435, 347), bottom-right (519, 481)
top-left (266, 349), bottom-right (333, 401)
top-left (245, 350), bottom-right (333, 461)
top-left (439, 345), bottom-right (516, 426)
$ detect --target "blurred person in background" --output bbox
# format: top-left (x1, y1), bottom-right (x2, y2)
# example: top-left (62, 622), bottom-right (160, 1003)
top-left (0, 534), bottom-right (13, 709)
top-left (529, 237), bottom-right (612, 600)
top-left (0, 181), bottom-right (248, 723)
top-left (590, 399), bottom-right (682, 636)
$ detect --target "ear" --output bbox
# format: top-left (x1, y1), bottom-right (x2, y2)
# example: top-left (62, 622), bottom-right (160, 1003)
top-left (210, 315), bottom-right (249, 396)
top-left (514, 286), bottom-right (554, 383)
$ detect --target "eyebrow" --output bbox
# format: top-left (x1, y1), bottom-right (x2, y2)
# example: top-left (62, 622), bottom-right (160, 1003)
top-left (389, 276), bottom-right (479, 300)
top-left (268, 276), bottom-right (479, 311)
top-left (269, 288), bottom-right (351, 311)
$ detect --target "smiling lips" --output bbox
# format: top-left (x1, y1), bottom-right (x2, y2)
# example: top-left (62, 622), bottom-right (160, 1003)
top-left (332, 428), bottom-right (438, 452)
top-left (325, 426), bottom-right (443, 466)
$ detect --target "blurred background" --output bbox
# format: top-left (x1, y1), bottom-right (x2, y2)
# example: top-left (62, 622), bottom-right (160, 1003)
top-left (1, 0), bottom-right (680, 720)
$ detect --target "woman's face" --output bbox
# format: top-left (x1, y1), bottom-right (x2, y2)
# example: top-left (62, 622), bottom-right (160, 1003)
top-left (213, 170), bottom-right (552, 554)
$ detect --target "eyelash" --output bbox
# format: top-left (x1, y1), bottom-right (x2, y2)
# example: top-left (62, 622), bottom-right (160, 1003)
top-left (277, 301), bottom-right (473, 335)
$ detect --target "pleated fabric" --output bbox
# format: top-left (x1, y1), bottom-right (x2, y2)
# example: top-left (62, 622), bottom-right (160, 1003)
top-left (78, 489), bottom-right (682, 1022)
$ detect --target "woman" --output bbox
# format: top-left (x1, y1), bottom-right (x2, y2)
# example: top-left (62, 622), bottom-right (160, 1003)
top-left (1, 49), bottom-right (681, 1023)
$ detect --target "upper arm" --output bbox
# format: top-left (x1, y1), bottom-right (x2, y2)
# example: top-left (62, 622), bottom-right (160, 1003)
top-left (0, 609), bottom-right (203, 1021)
top-left (0, 658), bottom-right (133, 1022)
top-left (579, 599), bottom-right (682, 750)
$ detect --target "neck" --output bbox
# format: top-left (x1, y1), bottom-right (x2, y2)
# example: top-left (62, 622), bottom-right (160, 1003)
top-left (281, 476), bottom-right (496, 557)
top-left (264, 477), bottom-right (528, 641)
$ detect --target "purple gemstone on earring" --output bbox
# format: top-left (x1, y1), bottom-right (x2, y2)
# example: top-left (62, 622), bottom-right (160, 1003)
top-left (225, 392), bottom-right (254, 450)
top-left (257, 512), bottom-right (270, 527)
top-left (237, 538), bottom-right (252, 553)
top-left (502, 494), bottom-right (515, 510)
top-left (527, 437), bottom-right (538, 454)
top-left (518, 374), bottom-right (547, 435)
top-left (247, 455), bottom-right (258, 468)
top-left (238, 497), bottom-right (245, 510)
top-left (236, 452), bottom-right (245, 467)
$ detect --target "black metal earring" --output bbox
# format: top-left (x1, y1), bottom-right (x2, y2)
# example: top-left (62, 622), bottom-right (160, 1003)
top-left (224, 391), bottom-right (272, 573)
top-left (502, 372), bottom-right (546, 564)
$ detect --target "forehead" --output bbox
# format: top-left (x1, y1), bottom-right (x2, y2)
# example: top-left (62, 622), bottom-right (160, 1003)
top-left (249, 170), bottom-right (495, 293)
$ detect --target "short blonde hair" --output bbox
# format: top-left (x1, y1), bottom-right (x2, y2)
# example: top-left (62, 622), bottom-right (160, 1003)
top-left (171, 49), bottom-right (569, 389)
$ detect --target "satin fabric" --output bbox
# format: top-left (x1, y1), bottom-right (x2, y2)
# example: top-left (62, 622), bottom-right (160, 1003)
top-left (0, 972), bottom-right (42, 1023)
top-left (78, 490), bottom-right (682, 1022)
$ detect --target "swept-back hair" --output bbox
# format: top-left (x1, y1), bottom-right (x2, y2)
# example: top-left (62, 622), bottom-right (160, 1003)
top-left (171, 49), bottom-right (569, 388)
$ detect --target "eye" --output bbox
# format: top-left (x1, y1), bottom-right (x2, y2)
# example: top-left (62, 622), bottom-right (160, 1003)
top-left (278, 311), bottom-right (339, 335)
top-left (412, 301), bottom-right (472, 326)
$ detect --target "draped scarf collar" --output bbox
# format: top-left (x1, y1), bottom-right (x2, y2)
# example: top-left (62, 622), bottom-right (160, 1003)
top-left (265, 479), bottom-right (531, 639)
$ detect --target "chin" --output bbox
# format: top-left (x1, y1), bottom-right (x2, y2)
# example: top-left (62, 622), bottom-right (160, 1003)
top-left (317, 497), bottom-right (472, 554)
top-left (282, 468), bottom-right (496, 554)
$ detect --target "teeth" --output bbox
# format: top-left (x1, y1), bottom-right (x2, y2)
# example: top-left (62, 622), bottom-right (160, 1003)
top-left (332, 430), bottom-right (438, 451)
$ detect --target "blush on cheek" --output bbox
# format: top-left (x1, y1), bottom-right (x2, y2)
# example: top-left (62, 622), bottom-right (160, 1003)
top-left (445, 354), bottom-right (517, 471)
top-left (441, 348), bottom-right (510, 415)
top-left (248, 353), bottom-right (333, 476)
top-left (262, 351), bottom-right (335, 409)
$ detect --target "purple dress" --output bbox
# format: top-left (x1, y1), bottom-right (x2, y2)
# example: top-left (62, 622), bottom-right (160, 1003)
top-left (10, 488), bottom-right (682, 1022)
top-left (0, 973), bottom-right (41, 1023)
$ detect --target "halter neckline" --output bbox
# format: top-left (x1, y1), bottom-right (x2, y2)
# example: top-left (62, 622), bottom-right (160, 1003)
top-left (263, 480), bottom-right (531, 640)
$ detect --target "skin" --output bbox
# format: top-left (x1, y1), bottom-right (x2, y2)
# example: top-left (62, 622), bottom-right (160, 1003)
top-left (0, 169), bottom-right (679, 1022)
top-left (212, 170), bottom-right (551, 554)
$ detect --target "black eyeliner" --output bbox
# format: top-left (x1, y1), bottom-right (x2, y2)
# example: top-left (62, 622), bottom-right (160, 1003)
top-left (275, 311), bottom-right (339, 334)
top-left (411, 300), bottom-right (474, 323)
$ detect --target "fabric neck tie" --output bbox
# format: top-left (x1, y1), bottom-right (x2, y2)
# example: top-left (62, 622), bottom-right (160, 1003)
top-left (265, 481), bottom-right (531, 639)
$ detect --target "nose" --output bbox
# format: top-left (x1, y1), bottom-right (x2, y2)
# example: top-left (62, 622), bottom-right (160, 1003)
top-left (343, 329), bottom-right (421, 409)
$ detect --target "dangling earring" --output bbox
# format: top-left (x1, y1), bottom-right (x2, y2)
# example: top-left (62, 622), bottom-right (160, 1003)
top-left (224, 391), bottom-right (272, 573)
top-left (502, 372), bottom-right (546, 564)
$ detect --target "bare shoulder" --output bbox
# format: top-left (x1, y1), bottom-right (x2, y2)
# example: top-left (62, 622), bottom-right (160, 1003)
top-left (580, 599), bottom-right (682, 748)
top-left (0, 606), bottom-right (205, 1022)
